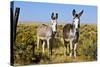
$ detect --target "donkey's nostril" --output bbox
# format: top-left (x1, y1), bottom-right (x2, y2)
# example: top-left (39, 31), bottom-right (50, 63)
top-left (53, 31), bottom-right (56, 34)
top-left (54, 31), bottom-right (56, 34)
top-left (52, 31), bottom-right (56, 37)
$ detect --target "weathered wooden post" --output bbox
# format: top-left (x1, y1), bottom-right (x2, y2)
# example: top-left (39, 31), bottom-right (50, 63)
top-left (10, 1), bottom-right (20, 65)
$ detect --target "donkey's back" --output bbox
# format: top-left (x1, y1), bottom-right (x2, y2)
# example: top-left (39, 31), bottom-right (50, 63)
top-left (63, 24), bottom-right (76, 41)
top-left (37, 24), bottom-right (52, 40)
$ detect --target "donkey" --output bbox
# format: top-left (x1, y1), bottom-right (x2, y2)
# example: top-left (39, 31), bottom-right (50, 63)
top-left (63, 9), bottom-right (83, 58)
top-left (37, 12), bottom-right (58, 55)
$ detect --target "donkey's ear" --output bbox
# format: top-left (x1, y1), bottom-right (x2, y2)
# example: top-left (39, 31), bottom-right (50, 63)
top-left (51, 12), bottom-right (54, 19)
top-left (72, 9), bottom-right (76, 16)
top-left (56, 13), bottom-right (58, 19)
top-left (79, 10), bottom-right (83, 17)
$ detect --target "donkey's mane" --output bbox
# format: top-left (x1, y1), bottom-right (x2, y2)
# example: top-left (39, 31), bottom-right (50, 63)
top-left (42, 24), bottom-right (47, 26)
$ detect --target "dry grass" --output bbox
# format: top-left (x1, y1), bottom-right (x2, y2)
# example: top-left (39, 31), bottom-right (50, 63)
top-left (13, 22), bottom-right (97, 65)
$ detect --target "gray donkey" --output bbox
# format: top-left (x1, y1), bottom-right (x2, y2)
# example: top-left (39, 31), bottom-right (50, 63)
top-left (63, 9), bottom-right (83, 58)
top-left (37, 13), bottom-right (58, 55)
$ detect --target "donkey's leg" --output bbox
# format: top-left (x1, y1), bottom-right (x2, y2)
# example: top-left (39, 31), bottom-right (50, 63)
top-left (50, 38), bottom-right (53, 55)
top-left (37, 37), bottom-right (39, 49)
top-left (42, 41), bottom-right (45, 53)
top-left (74, 43), bottom-right (77, 58)
top-left (64, 41), bottom-right (66, 56)
top-left (47, 38), bottom-right (50, 55)
top-left (64, 40), bottom-right (68, 56)
top-left (69, 40), bottom-right (73, 57)
top-left (62, 39), bottom-right (66, 56)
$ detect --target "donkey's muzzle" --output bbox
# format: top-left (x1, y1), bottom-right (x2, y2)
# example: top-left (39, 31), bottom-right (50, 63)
top-left (54, 31), bottom-right (57, 34)
top-left (52, 31), bottom-right (57, 37)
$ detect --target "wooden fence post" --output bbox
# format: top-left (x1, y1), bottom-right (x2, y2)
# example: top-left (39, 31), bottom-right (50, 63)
top-left (10, 1), bottom-right (20, 65)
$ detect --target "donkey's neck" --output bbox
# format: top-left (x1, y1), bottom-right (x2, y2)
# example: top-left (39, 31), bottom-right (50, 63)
top-left (51, 20), bottom-right (57, 31)
top-left (51, 20), bottom-right (57, 37)
top-left (72, 18), bottom-right (80, 29)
